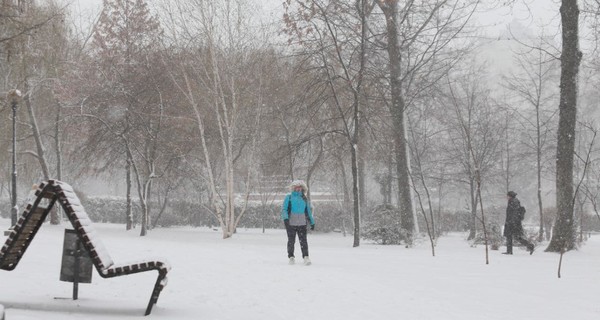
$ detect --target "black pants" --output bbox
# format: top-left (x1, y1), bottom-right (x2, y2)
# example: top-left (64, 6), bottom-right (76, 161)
top-left (287, 225), bottom-right (309, 258)
top-left (506, 234), bottom-right (533, 254)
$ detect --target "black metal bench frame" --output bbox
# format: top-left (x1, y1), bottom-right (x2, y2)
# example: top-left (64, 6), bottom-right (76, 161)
top-left (0, 180), bottom-right (170, 315)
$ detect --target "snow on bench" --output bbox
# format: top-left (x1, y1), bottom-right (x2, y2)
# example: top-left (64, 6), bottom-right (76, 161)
top-left (0, 180), bottom-right (171, 316)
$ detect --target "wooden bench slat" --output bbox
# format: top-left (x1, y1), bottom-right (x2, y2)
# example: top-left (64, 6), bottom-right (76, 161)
top-left (35, 191), bottom-right (56, 199)
top-left (1, 256), bottom-right (19, 265)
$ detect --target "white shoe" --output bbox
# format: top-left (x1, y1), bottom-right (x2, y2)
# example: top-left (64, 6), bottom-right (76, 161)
top-left (288, 257), bottom-right (295, 265)
top-left (303, 257), bottom-right (311, 266)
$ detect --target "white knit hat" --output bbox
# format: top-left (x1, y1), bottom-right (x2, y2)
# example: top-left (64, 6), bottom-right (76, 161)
top-left (289, 180), bottom-right (308, 192)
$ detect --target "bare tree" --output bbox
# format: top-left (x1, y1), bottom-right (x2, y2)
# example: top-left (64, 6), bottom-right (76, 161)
top-left (85, 0), bottom-right (175, 236)
top-left (406, 99), bottom-right (448, 255)
top-left (161, 0), bottom-right (272, 238)
top-left (373, 0), bottom-right (479, 243)
top-left (0, 0), bottom-right (59, 45)
top-left (440, 66), bottom-right (505, 242)
top-left (1, 1), bottom-right (69, 225)
top-left (503, 37), bottom-right (559, 242)
top-left (547, 0), bottom-right (582, 252)
top-left (284, 0), bottom-right (371, 247)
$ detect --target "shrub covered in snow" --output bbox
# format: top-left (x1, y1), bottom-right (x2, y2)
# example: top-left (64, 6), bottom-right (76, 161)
top-left (469, 222), bottom-right (504, 250)
top-left (362, 204), bottom-right (408, 245)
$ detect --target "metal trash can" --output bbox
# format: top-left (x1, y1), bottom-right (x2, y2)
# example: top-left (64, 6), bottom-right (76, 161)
top-left (60, 229), bottom-right (93, 299)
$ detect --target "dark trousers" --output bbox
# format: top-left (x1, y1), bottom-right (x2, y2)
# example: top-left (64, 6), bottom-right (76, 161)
top-left (287, 225), bottom-right (309, 258)
top-left (506, 234), bottom-right (533, 254)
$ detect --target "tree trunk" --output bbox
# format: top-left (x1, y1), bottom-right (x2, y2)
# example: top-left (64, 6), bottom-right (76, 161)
top-left (139, 188), bottom-right (149, 237)
top-left (467, 114), bottom-right (477, 241)
top-left (468, 178), bottom-right (477, 240)
top-left (24, 91), bottom-right (59, 225)
top-left (537, 106), bottom-right (545, 242)
top-left (380, 153), bottom-right (393, 205)
top-left (358, 125), bottom-right (366, 212)
top-left (123, 140), bottom-right (149, 237)
top-left (152, 185), bottom-right (171, 229)
top-left (174, 68), bottom-right (226, 236)
top-left (349, 0), bottom-right (370, 247)
top-left (137, 174), bottom-right (152, 237)
top-left (306, 138), bottom-right (324, 201)
top-left (475, 171), bottom-right (489, 265)
top-left (54, 101), bottom-right (63, 222)
top-left (126, 158), bottom-right (133, 230)
top-left (339, 154), bottom-right (350, 237)
top-left (546, 0), bottom-right (581, 252)
top-left (55, 102), bottom-right (62, 181)
top-left (351, 143), bottom-right (361, 247)
top-left (146, 178), bottom-right (153, 230)
top-left (436, 168), bottom-right (446, 238)
top-left (24, 93), bottom-right (50, 180)
top-left (505, 113), bottom-right (510, 192)
top-left (380, 2), bottom-right (415, 243)
top-left (281, 118), bottom-right (295, 180)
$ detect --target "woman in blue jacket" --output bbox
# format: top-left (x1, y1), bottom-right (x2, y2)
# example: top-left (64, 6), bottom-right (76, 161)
top-left (281, 180), bottom-right (315, 265)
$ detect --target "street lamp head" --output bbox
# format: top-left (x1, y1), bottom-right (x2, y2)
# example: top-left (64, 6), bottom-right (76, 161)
top-left (7, 89), bottom-right (22, 104)
top-left (7, 89), bottom-right (22, 109)
top-left (7, 89), bottom-right (22, 97)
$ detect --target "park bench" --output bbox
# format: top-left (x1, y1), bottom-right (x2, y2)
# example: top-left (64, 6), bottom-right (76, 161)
top-left (0, 180), bottom-right (170, 315)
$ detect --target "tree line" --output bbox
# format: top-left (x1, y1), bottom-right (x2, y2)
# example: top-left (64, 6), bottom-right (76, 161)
top-left (1, 0), bottom-right (600, 253)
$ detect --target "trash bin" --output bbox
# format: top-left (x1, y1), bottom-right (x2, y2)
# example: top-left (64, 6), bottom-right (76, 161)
top-left (60, 229), bottom-right (93, 299)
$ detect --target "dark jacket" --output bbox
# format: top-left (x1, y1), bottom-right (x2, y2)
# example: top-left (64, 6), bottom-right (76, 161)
top-left (504, 197), bottom-right (523, 237)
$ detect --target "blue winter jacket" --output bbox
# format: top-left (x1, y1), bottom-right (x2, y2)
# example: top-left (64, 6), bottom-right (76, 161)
top-left (281, 191), bottom-right (315, 226)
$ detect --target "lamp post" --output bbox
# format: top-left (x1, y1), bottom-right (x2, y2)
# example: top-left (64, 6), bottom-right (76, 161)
top-left (7, 89), bottom-right (22, 227)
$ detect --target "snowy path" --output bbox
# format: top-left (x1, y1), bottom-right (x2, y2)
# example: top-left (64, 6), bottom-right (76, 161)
top-left (1, 219), bottom-right (599, 319)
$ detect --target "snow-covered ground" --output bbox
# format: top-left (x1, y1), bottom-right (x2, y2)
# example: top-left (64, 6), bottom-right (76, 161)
top-left (1, 218), bottom-right (599, 320)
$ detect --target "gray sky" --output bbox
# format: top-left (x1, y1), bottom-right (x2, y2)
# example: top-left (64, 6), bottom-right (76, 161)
top-left (480, 1), bottom-right (560, 29)
top-left (69, 0), bottom-right (562, 37)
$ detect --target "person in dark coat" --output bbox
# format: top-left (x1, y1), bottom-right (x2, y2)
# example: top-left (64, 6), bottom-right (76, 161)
top-left (503, 191), bottom-right (535, 255)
